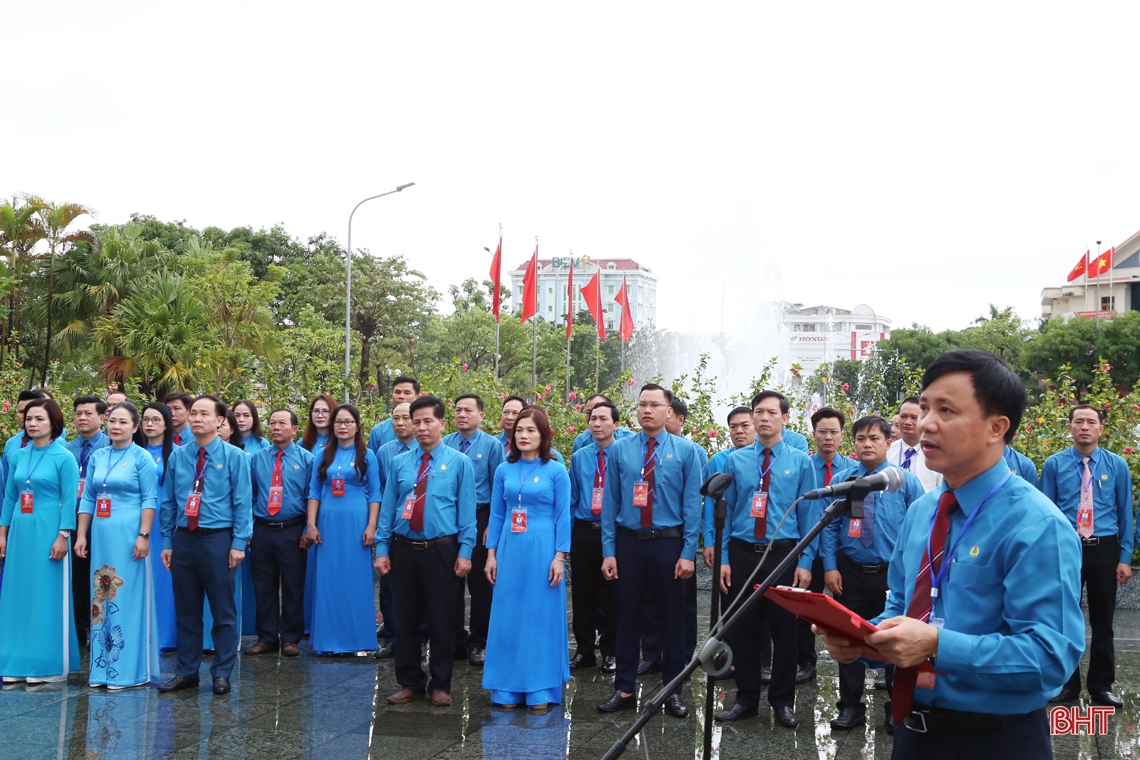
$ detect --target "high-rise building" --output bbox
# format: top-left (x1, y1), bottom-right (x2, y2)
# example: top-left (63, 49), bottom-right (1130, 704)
top-left (509, 255), bottom-right (658, 332)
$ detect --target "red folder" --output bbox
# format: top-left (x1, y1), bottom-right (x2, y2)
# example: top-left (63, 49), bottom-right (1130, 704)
top-left (764, 586), bottom-right (935, 672)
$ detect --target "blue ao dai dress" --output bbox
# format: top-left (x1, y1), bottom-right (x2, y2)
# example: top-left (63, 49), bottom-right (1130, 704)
top-left (146, 443), bottom-right (178, 649)
top-left (0, 440), bottom-right (81, 680)
top-left (79, 442), bottom-right (160, 687)
top-left (307, 445), bottom-right (381, 653)
top-left (483, 456), bottom-right (571, 706)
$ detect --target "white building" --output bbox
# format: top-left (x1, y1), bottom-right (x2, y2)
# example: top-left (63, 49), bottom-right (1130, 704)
top-left (508, 255), bottom-right (658, 332)
top-left (1041, 227), bottom-right (1140, 320)
top-left (781, 303), bottom-right (892, 371)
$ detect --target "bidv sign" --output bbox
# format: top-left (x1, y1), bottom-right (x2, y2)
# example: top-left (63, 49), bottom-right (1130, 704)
top-left (552, 255), bottom-right (592, 268)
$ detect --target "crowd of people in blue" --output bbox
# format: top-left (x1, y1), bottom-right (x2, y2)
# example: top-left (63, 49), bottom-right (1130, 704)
top-left (0, 350), bottom-right (1130, 758)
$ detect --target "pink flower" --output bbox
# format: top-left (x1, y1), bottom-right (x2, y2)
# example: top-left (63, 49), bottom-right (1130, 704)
top-left (1101, 363), bottom-right (1113, 372)
top-left (569, 392), bottom-right (577, 400)
top-left (627, 378), bottom-right (635, 387)
top-left (500, 393), bottom-right (507, 400)
top-left (568, 425), bottom-right (576, 433)
top-left (1, 402), bottom-right (8, 413)
top-left (1133, 405), bottom-right (1139, 411)
top-left (709, 430), bottom-right (718, 438)
top-left (1103, 401), bottom-right (1111, 409)
top-left (841, 383), bottom-right (849, 391)
top-left (537, 393), bottom-right (545, 400)
top-left (575, 404), bottom-right (582, 411)
top-left (420, 391), bottom-right (428, 397)
top-left (1125, 446), bottom-right (1135, 455)
top-left (545, 385), bottom-right (552, 392)
top-left (461, 363), bottom-right (469, 372)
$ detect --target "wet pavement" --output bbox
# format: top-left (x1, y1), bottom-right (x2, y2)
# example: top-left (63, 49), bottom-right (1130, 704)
top-left (6, 600), bottom-right (1140, 759)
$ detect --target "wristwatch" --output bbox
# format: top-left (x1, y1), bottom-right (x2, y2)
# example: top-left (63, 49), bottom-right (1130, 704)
top-left (139, 532), bottom-right (151, 540)
top-left (58, 530), bottom-right (70, 538)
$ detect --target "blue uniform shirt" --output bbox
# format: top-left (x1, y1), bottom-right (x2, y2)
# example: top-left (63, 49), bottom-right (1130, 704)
top-left (873, 459), bottom-right (1084, 714)
top-left (159, 435), bottom-right (253, 551)
top-left (783, 429), bottom-right (809, 452)
top-left (377, 442), bottom-right (476, 559)
top-left (820, 460), bottom-right (924, 570)
top-left (569, 440), bottom-right (616, 522)
top-left (79, 443), bottom-right (158, 517)
top-left (600, 431), bottom-right (703, 559)
top-left (250, 442), bottom-right (314, 521)
top-left (1040, 445), bottom-right (1134, 564)
top-left (1, 440), bottom-right (81, 531)
top-left (377, 438), bottom-right (414, 494)
top-left (702, 447), bottom-right (737, 546)
top-left (721, 440), bottom-right (817, 568)
top-left (242, 434), bottom-right (273, 456)
top-left (368, 419), bottom-right (395, 456)
top-left (443, 429), bottom-right (505, 505)
top-left (1004, 446), bottom-right (1038, 485)
top-left (64, 432), bottom-right (111, 499)
top-left (573, 426), bottom-right (633, 453)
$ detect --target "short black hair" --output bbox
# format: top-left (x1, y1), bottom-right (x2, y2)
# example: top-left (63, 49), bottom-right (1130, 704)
top-left (164, 391), bottom-right (193, 408)
top-left (17, 389), bottom-right (44, 404)
top-left (502, 395), bottom-right (526, 410)
top-left (73, 395), bottom-right (107, 415)
top-left (269, 408), bottom-right (299, 426)
top-left (727, 406), bottom-right (752, 425)
top-left (901, 396), bottom-right (921, 408)
top-left (584, 394), bottom-right (612, 408)
top-left (811, 407), bottom-right (846, 430)
top-left (192, 394), bottom-right (227, 418)
top-left (23, 398), bottom-right (65, 440)
top-left (851, 415), bottom-right (891, 439)
top-left (640, 383), bottom-right (673, 403)
top-left (392, 375), bottom-right (421, 394)
top-left (455, 394), bottom-right (484, 412)
top-left (410, 395), bottom-right (446, 420)
top-left (752, 390), bottom-right (789, 415)
top-left (590, 401), bottom-right (620, 423)
top-left (921, 350), bottom-right (1025, 444)
top-left (1068, 404), bottom-right (1105, 423)
top-left (670, 398), bottom-right (688, 419)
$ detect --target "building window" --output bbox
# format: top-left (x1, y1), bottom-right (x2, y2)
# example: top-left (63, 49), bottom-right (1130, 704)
top-left (607, 286), bottom-right (615, 295)
top-left (855, 323), bottom-right (873, 330)
top-left (1102, 296), bottom-right (1115, 311)
top-left (548, 287), bottom-right (553, 294)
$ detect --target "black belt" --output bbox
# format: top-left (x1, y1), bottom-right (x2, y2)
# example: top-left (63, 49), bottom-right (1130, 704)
top-left (619, 526), bottom-right (682, 540)
top-left (904, 705), bottom-right (1041, 735)
top-left (394, 534), bottom-right (458, 550)
top-left (839, 553), bottom-right (889, 574)
top-left (1080, 536), bottom-right (1116, 547)
top-left (176, 526), bottom-right (232, 537)
top-left (255, 515), bottom-right (306, 530)
top-left (731, 537), bottom-right (796, 554)
top-left (575, 519), bottom-right (603, 530)
top-left (476, 503), bottom-right (491, 512)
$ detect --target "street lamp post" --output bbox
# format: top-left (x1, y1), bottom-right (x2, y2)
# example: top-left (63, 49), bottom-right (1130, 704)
top-left (345, 183), bottom-right (415, 402)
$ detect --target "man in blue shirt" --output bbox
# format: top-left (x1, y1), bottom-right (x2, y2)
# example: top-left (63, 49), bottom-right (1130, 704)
top-left (1004, 445), bottom-right (1037, 484)
top-left (572, 394), bottom-right (633, 452)
top-left (376, 396), bottom-right (476, 708)
top-left (374, 401), bottom-right (415, 659)
top-left (443, 394), bottom-right (505, 667)
top-left (703, 407), bottom-right (756, 564)
top-left (65, 394), bottom-right (110, 645)
top-left (598, 384), bottom-right (702, 720)
top-left (368, 375), bottom-right (420, 455)
top-left (158, 395), bottom-right (254, 696)
top-left (715, 390), bottom-right (815, 728)
top-left (568, 400), bottom-right (621, 674)
top-left (163, 391), bottom-right (193, 446)
top-left (817, 350), bottom-right (1083, 757)
top-left (821, 415), bottom-right (924, 733)
top-left (496, 395), bottom-right (565, 462)
top-left (244, 409), bottom-right (314, 658)
top-left (1040, 403), bottom-right (1133, 709)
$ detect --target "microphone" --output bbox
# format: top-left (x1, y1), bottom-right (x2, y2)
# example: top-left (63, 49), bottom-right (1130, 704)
top-left (802, 467), bottom-right (906, 500)
top-left (701, 472), bottom-right (733, 499)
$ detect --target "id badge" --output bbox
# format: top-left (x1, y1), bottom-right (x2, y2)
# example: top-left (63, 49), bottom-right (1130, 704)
top-left (331, 478), bottom-right (346, 497)
top-left (401, 497), bottom-right (415, 520)
top-left (916, 671), bottom-right (936, 689)
top-left (1077, 508), bottom-right (1093, 530)
top-left (591, 487), bottom-right (604, 516)
top-left (268, 486), bottom-right (284, 515)
top-left (512, 507), bottom-right (527, 533)
top-left (750, 491), bottom-right (768, 519)
top-left (19, 490), bottom-right (33, 514)
top-left (847, 518), bottom-right (862, 538)
top-left (184, 491), bottom-right (202, 517)
top-left (96, 492), bottom-right (112, 518)
top-left (77, 480), bottom-right (85, 499)
top-left (633, 481), bottom-right (649, 507)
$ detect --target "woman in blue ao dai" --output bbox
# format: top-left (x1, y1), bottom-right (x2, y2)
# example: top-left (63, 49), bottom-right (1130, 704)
top-left (139, 402), bottom-right (177, 650)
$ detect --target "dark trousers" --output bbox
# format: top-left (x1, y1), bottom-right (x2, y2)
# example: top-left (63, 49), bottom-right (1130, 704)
top-left (834, 555), bottom-right (893, 712)
top-left (570, 520), bottom-right (616, 658)
top-left (614, 531), bottom-right (685, 695)
top-left (249, 518), bottom-right (307, 646)
top-left (171, 529), bottom-right (239, 679)
top-left (455, 505), bottom-right (493, 651)
top-left (892, 708), bottom-right (1050, 759)
top-left (72, 521), bottom-right (91, 642)
top-left (391, 536), bottom-right (461, 694)
top-left (797, 556), bottom-right (825, 667)
top-left (726, 539), bottom-right (797, 709)
top-left (639, 571), bottom-right (698, 665)
top-left (1067, 539), bottom-right (1118, 693)
top-left (378, 575), bottom-right (397, 644)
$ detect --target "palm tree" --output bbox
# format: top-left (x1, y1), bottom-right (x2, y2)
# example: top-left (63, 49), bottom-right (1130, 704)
top-left (0, 198), bottom-right (46, 363)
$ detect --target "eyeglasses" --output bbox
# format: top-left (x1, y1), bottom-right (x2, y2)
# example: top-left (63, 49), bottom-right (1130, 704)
top-left (637, 402), bottom-right (668, 410)
top-left (333, 420), bottom-right (357, 428)
top-left (312, 409), bottom-right (330, 416)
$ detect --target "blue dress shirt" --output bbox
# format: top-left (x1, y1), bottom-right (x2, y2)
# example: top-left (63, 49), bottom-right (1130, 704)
top-left (242, 434), bottom-right (273, 456)
top-left (79, 443), bottom-right (158, 517)
top-left (600, 431), bottom-right (703, 559)
top-left (377, 438), bottom-right (414, 494)
top-left (820, 461), bottom-right (925, 570)
top-left (1004, 446), bottom-right (1038, 484)
top-left (572, 426), bottom-right (633, 453)
top-left (569, 441), bottom-right (615, 522)
top-left (873, 459), bottom-right (1084, 714)
top-left (250, 442), bottom-right (314, 521)
top-left (377, 443), bottom-right (476, 559)
top-left (783, 429), bottom-right (809, 452)
top-left (159, 435), bottom-right (253, 551)
top-left (64, 432), bottom-right (111, 501)
top-left (368, 419), bottom-right (395, 456)
top-left (1040, 445), bottom-right (1134, 564)
top-left (443, 429), bottom-right (505, 505)
top-left (720, 440), bottom-right (817, 568)
top-left (701, 447), bottom-right (736, 546)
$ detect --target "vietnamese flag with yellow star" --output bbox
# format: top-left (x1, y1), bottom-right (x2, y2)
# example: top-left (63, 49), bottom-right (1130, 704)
top-left (1066, 251), bottom-right (1089, 282)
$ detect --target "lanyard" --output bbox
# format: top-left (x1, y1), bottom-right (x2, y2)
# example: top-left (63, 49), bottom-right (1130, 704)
top-left (193, 448), bottom-right (211, 490)
top-left (462, 430), bottom-right (481, 450)
top-left (755, 442), bottom-right (783, 488)
top-left (335, 447), bottom-right (355, 479)
top-left (927, 471), bottom-right (1013, 617)
top-left (595, 446), bottom-right (608, 486)
top-left (517, 458), bottom-right (542, 508)
top-left (98, 444), bottom-right (132, 491)
top-left (79, 432), bottom-right (104, 471)
top-left (414, 452), bottom-right (431, 487)
top-left (24, 445), bottom-right (49, 489)
top-left (640, 435), bottom-right (665, 479)
top-left (1070, 447), bottom-right (1097, 489)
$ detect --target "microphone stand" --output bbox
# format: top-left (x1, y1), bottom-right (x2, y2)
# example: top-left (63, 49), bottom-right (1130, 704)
top-left (701, 477), bottom-right (730, 760)
top-left (600, 492), bottom-right (855, 760)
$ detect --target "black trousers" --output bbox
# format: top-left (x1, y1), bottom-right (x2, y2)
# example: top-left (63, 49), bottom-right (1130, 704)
top-left (72, 521), bottom-right (91, 642)
top-left (639, 573), bottom-right (697, 664)
top-left (570, 520), bottom-right (616, 658)
top-left (797, 555), bottom-right (825, 667)
top-left (892, 708), bottom-right (1051, 760)
top-left (392, 536), bottom-right (461, 694)
top-left (455, 505), bottom-right (493, 651)
top-left (249, 518), bottom-right (307, 646)
top-left (726, 539), bottom-right (798, 709)
top-left (1066, 538), bottom-right (1118, 693)
top-left (171, 529), bottom-right (239, 679)
top-left (834, 554), bottom-right (893, 711)
top-left (614, 532), bottom-right (686, 695)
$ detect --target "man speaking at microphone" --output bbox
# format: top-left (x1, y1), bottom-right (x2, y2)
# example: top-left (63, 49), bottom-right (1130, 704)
top-left (816, 351), bottom-right (1084, 758)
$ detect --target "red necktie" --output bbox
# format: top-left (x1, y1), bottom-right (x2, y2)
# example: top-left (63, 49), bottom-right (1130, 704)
top-left (641, 439), bottom-right (656, 528)
top-left (824, 460), bottom-right (833, 487)
top-left (754, 447), bottom-right (772, 540)
top-left (20, 435), bottom-right (28, 448)
top-left (268, 450), bottom-right (284, 516)
top-left (595, 449), bottom-right (606, 489)
top-left (411, 452), bottom-right (430, 533)
top-left (892, 491), bottom-right (957, 725)
top-left (188, 447), bottom-right (207, 531)
top-left (175, 432), bottom-right (182, 447)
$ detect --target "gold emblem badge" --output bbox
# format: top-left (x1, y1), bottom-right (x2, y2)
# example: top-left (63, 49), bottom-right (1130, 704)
top-left (969, 546), bottom-right (980, 558)
top-left (441, 464), bottom-right (447, 471)
top-left (534, 476), bottom-right (540, 482)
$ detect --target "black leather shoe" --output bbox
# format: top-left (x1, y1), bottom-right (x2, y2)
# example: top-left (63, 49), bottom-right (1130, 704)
top-left (600, 656), bottom-right (616, 673)
top-left (774, 706), bottom-right (799, 728)
top-left (760, 667), bottom-right (771, 684)
top-left (884, 702), bottom-right (895, 735)
top-left (374, 642), bottom-right (395, 660)
top-left (664, 695), bottom-right (688, 718)
top-left (830, 706), bottom-right (865, 730)
top-left (795, 664), bottom-right (816, 683)
top-left (637, 660), bottom-right (661, 676)
top-left (468, 647), bottom-right (485, 667)
top-left (212, 677), bottom-right (231, 695)
top-left (157, 676), bottom-right (199, 693)
top-left (569, 653), bottom-right (597, 671)
top-left (1050, 688), bottom-right (1080, 703)
top-left (597, 691), bottom-right (636, 712)
top-left (1091, 690), bottom-right (1124, 709)
top-left (714, 703), bottom-right (758, 722)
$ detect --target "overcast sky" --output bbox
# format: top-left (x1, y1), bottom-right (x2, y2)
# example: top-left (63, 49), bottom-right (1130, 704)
top-left (6, 2), bottom-right (1140, 341)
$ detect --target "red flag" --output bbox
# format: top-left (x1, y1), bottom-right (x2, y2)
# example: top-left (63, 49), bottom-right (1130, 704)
top-left (1066, 251), bottom-right (1088, 282)
top-left (489, 237), bottom-right (502, 322)
top-left (1090, 247), bottom-right (1114, 278)
top-left (615, 275), bottom-right (635, 341)
top-left (566, 260), bottom-right (574, 339)
top-left (520, 244), bottom-right (538, 323)
top-left (579, 272), bottom-right (606, 339)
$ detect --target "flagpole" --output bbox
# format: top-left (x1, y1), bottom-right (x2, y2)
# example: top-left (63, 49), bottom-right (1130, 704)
top-left (1084, 246), bottom-right (1090, 313)
top-left (495, 225), bottom-right (502, 380)
top-left (1109, 243), bottom-right (1115, 319)
top-left (595, 265), bottom-right (601, 392)
top-left (1095, 240), bottom-right (1102, 338)
top-left (566, 253), bottom-right (572, 399)
top-left (532, 237), bottom-right (539, 389)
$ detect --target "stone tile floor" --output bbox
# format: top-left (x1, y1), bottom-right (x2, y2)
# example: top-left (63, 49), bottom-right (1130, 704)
top-left (5, 604), bottom-right (1140, 759)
